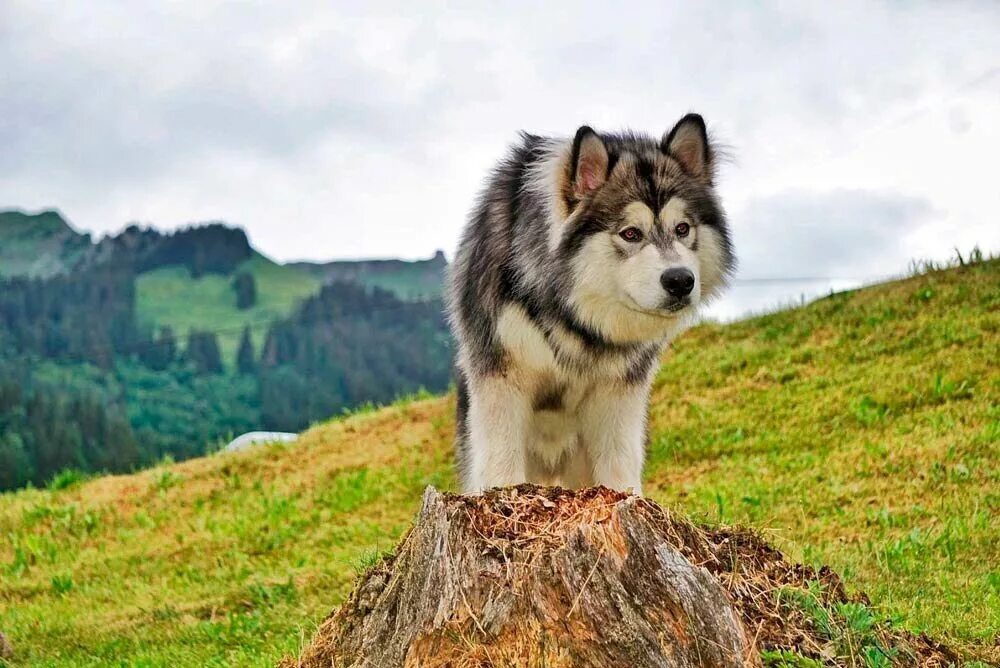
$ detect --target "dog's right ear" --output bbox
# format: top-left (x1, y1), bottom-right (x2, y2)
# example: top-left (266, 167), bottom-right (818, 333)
top-left (570, 126), bottom-right (609, 199)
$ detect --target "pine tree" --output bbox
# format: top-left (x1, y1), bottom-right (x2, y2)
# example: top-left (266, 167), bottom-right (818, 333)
top-left (159, 326), bottom-right (177, 367)
top-left (237, 325), bottom-right (256, 374)
top-left (141, 326), bottom-right (177, 371)
top-left (232, 272), bottom-right (257, 310)
top-left (186, 329), bottom-right (223, 374)
top-left (0, 432), bottom-right (32, 490)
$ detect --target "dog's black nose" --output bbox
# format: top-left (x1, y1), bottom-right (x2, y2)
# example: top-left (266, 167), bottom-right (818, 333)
top-left (660, 268), bottom-right (695, 297)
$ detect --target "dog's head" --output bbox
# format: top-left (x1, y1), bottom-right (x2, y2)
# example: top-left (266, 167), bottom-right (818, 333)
top-left (552, 115), bottom-right (735, 343)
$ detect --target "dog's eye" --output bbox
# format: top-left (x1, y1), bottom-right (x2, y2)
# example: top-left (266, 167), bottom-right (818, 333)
top-left (674, 222), bottom-right (691, 238)
top-left (619, 227), bottom-right (643, 243)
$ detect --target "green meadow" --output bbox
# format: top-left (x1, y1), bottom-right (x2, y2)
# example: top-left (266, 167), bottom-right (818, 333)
top-left (1, 257), bottom-right (997, 666)
top-left (135, 253), bottom-right (321, 364)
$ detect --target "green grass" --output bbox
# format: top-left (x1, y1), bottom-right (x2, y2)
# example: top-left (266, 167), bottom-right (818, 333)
top-left (778, 583), bottom-right (893, 666)
top-left (1, 258), bottom-right (997, 666)
top-left (44, 470), bottom-right (90, 493)
top-left (135, 252), bottom-right (320, 364)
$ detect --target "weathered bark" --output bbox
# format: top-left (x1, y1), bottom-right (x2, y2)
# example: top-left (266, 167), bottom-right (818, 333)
top-left (281, 486), bottom-right (756, 668)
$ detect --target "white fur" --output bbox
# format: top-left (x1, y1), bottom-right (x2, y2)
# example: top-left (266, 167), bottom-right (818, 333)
top-left (567, 237), bottom-right (695, 344)
top-left (580, 379), bottom-right (651, 494)
top-left (466, 301), bottom-right (660, 494)
top-left (623, 200), bottom-right (656, 231)
top-left (530, 409), bottom-right (579, 470)
top-left (522, 137), bottom-right (573, 254)
top-left (462, 365), bottom-right (652, 493)
top-left (658, 197), bottom-right (689, 228)
top-left (696, 225), bottom-right (730, 301)
top-left (497, 303), bottom-right (556, 370)
top-left (622, 244), bottom-right (674, 311)
top-left (568, 243), bottom-right (654, 342)
top-left (464, 375), bottom-right (532, 491)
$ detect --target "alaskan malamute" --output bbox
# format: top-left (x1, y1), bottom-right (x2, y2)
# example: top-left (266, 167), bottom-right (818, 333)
top-left (447, 114), bottom-right (735, 494)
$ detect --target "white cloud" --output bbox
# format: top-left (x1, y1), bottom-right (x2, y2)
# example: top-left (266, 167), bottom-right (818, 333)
top-left (704, 189), bottom-right (936, 320)
top-left (734, 189), bottom-right (935, 279)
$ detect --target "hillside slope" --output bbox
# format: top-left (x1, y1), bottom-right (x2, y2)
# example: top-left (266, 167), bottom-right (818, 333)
top-left (0, 259), bottom-right (997, 666)
top-left (0, 210), bottom-right (91, 278)
top-left (127, 250), bottom-right (447, 364)
top-left (136, 252), bottom-right (321, 363)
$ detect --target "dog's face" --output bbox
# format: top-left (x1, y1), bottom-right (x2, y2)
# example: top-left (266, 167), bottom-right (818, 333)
top-left (555, 116), bottom-right (735, 343)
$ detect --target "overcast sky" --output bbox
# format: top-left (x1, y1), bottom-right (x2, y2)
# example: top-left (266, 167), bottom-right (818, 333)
top-left (2, 1), bottom-right (998, 319)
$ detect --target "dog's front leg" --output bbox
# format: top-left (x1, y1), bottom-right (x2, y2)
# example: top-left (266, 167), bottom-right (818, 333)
top-left (464, 375), bottom-right (531, 493)
top-left (580, 381), bottom-right (650, 495)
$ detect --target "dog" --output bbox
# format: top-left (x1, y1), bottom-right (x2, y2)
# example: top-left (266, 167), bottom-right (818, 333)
top-left (446, 114), bottom-right (735, 494)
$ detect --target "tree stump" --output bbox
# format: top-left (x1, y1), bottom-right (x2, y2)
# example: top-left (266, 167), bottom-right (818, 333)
top-left (282, 486), bottom-right (755, 668)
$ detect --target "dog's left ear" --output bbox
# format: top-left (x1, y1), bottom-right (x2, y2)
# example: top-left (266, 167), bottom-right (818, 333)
top-left (662, 113), bottom-right (711, 179)
top-left (570, 126), bottom-right (609, 199)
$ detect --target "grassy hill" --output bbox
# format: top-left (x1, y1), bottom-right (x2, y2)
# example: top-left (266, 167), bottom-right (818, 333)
top-left (136, 252), bottom-right (321, 363)
top-left (0, 259), bottom-right (997, 666)
top-left (136, 252), bottom-right (447, 366)
top-left (134, 251), bottom-right (447, 364)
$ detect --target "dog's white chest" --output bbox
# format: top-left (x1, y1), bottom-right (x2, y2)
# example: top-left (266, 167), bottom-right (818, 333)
top-left (496, 303), bottom-right (558, 372)
top-left (495, 303), bottom-right (597, 468)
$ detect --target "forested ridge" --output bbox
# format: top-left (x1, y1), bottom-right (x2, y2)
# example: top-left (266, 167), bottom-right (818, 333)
top-left (0, 211), bottom-right (450, 491)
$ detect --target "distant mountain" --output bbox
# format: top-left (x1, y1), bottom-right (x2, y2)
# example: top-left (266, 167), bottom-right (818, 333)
top-left (0, 208), bottom-right (449, 367)
top-left (0, 209), bottom-right (447, 301)
top-left (0, 209), bottom-right (92, 278)
top-left (290, 251), bottom-right (447, 299)
top-left (85, 222), bottom-right (253, 276)
top-left (0, 207), bottom-right (452, 491)
top-left (0, 209), bottom-right (254, 278)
